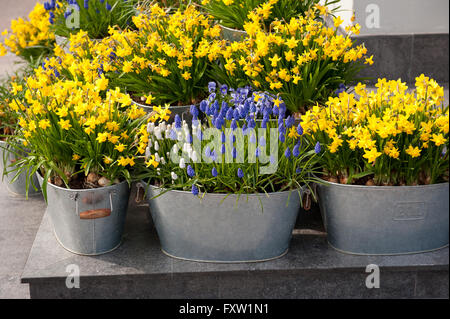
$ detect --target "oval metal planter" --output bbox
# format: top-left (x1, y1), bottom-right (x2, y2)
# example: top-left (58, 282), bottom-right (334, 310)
top-left (54, 35), bottom-right (72, 54)
top-left (37, 174), bottom-right (130, 255)
top-left (144, 183), bottom-right (302, 262)
top-left (0, 140), bottom-right (41, 197)
top-left (316, 179), bottom-right (449, 255)
top-left (220, 25), bottom-right (248, 42)
top-left (54, 34), bottom-right (102, 54)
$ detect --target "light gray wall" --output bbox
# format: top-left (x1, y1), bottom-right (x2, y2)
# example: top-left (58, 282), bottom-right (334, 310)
top-left (0, 0), bottom-right (41, 76)
top-left (327, 0), bottom-right (449, 35)
top-left (0, 0), bottom-right (40, 33)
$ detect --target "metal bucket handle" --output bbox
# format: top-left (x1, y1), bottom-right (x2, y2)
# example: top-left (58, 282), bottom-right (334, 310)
top-left (69, 190), bottom-right (116, 220)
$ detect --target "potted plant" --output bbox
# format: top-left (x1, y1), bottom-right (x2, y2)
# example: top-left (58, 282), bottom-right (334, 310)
top-left (211, 4), bottom-right (372, 114)
top-left (106, 4), bottom-right (226, 122)
top-left (301, 76), bottom-right (449, 255)
top-left (44, 0), bottom-right (138, 52)
top-left (9, 69), bottom-right (148, 255)
top-left (0, 72), bottom-right (41, 196)
top-left (136, 82), bottom-right (321, 262)
top-left (200, 0), bottom-right (338, 41)
top-left (0, 2), bottom-right (55, 64)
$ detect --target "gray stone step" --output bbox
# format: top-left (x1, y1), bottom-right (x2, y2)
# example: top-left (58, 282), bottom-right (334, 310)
top-left (20, 193), bottom-right (448, 299)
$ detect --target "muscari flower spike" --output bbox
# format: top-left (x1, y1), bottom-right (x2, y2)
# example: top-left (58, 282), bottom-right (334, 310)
top-left (255, 147), bottom-right (260, 158)
top-left (285, 147), bottom-right (291, 159)
top-left (237, 168), bottom-right (244, 179)
top-left (315, 141), bottom-right (321, 154)
top-left (285, 115), bottom-right (295, 128)
top-left (293, 144), bottom-right (300, 157)
top-left (232, 147), bottom-right (237, 159)
top-left (190, 105), bottom-right (199, 119)
top-left (187, 165), bottom-right (195, 178)
top-left (297, 123), bottom-right (303, 136)
top-left (191, 185), bottom-right (199, 196)
top-left (208, 82), bottom-right (216, 93)
top-left (220, 84), bottom-right (228, 95)
top-left (174, 114), bottom-right (182, 130)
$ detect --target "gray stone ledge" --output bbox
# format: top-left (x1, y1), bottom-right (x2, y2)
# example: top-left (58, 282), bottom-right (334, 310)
top-left (20, 197), bottom-right (449, 299)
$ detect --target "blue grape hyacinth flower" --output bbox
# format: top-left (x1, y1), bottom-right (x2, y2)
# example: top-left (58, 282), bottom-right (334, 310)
top-left (187, 165), bottom-right (195, 178)
top-left (208, 81), bottom-right (216, 93)
top-left (284, 147), bottom-right (291, 159)
top-left (315, 141), bottom-right (321, 154)
top-left (191, 185), bottom-right (199, 196)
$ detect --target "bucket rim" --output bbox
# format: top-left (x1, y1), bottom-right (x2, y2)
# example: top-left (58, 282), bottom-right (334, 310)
top-left (142, 180), bottom-right (304, 198)
top-left (161, 247), bottom-right (289, 263)
top-left (36, 173), bottom-right (129, 193)
top-left (316, 175), bottom-right (449, 190)
top-left (131, 99), bottom-right (197, 110)
top-left (54, 34), bottom-right (103, 42)
top-left (220, 24), bottom-right (248, 34)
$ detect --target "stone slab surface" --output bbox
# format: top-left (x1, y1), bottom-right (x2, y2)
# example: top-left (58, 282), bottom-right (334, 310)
top-left (0, 181), bottom-right (46, 299)
top-left (21, 195), bottom-right (449, 299)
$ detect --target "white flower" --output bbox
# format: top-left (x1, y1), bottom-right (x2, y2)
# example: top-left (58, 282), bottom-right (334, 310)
top-left (171, 172), bottom-right (178, 180)
top-left (154, 127), bottom-right (162, 140)
top-left (182, 143), bottom-right (189, 154)
top-left (191, 151), bottom-right (198, 162)
top-left (155, 153), bottom-right (160, 162)
top-left (157, 168), bottom-right (161, 175)
top-left (160, 157), bottom-right (166, 165)
top-left (147, 122), bottom-right (155, 133)
top-left (179, 158), bottom-right (186, 168)
top-left (145, 147), bottom-right (151, 160)
top-left (172, 144), bottom-right (179, 154)
top-left (154, 141), bottom-right (159, 151)
top-left (177, 131), bottom-right (184, 141)
top-left (160, 122), bottom-right (166, 132)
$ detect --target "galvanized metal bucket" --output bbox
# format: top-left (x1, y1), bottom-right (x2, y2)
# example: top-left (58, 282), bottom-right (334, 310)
top-left (37, 174), bottom-right (130, 255)
top-left (143, 182), bottom-right (302, 262)
top-left (0, 140), bottom-right (41, 197)
top-left (317, 179), bottom-right (449, 255)
top-left (220, 25), bottom-right (248, 42)
top-left (132, 100), bottom-right (194, 124)
top-left (54, 34), bottom-right (101, 54)
top-left (54, 35), bottom-right (71, 54)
